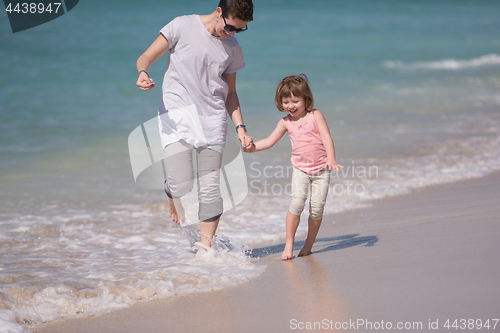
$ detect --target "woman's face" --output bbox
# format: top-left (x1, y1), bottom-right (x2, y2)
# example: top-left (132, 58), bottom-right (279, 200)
top-left (216, 9), bottom-right (248, 38)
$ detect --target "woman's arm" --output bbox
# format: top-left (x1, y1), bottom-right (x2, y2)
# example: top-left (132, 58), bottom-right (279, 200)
top-left (248, 119), bottom-right (287, 152)
top-left (136, 34), bottom-right (170, 91)
top-left (313, 110), bottom-right (343, 171)
top-left (223, 72), bottom-right (251, 149)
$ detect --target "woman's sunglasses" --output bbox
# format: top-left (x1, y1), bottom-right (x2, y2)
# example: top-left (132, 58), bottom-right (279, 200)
top-left (222, 14), bottom-right (247, 33)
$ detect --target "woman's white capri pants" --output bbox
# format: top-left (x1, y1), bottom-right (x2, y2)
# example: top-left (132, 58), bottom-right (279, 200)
top-left (163, 140), bottom-right (223, 222)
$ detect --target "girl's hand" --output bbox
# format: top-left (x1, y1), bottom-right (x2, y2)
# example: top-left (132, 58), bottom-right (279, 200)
top-left (136, 72), bottom-right (155, 91)
top-left (325, 160), bottom-right (344, 173)
top-left (244, 141), bottom-right (256, 153)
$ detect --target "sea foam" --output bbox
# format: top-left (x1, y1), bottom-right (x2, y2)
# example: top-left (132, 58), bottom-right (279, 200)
top-left (384, 54), bottom-right (500, 71)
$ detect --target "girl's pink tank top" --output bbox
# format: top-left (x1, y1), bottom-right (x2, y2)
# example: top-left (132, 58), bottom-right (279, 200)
top-left (285, 109), bottom-right (327, 174)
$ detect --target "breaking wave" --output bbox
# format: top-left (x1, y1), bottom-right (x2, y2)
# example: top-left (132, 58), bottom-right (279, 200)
top-left (384, 54), bottom-right (500, 71)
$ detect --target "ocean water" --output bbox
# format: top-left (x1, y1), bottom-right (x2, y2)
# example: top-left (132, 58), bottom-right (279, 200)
top-left (1, 0), bottom-right (500, 331)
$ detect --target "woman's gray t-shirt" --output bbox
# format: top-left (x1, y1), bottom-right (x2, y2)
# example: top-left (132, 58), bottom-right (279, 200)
top-left (158, 15), bottom-right (245, 153)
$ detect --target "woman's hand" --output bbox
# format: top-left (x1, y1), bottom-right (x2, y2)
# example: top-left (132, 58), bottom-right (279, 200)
top-left (238, 131), bottom-right (253, 151)
top-left (136, 35), bottom-right (169, 91)
top-left (240, 134), bottom-right (255, 152)
top-left (136, 72), bottom-right (155, 91)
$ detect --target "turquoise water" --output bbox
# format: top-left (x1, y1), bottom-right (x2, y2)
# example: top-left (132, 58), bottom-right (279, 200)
top-left (1, 0), bottom-right (500, 330)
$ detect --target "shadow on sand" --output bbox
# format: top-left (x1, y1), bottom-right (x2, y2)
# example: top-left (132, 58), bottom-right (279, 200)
top-left (248, 234), bottom-right (378, 258)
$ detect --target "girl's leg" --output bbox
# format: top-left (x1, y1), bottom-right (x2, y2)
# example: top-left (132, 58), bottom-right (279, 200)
top-left (282, 211), bottom-right (301, 260)
top-left (283, 167), bottom-right (310, 260)
top-left (299, 169), bottom-right (330, 256)
top-left (298, 217), bottom-right (322, 257)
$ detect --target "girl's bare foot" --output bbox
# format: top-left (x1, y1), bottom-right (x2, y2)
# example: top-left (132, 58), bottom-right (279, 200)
top-left (298, 249), bottom-right (312, 257)
top-left (281, 243), bottom-right (294, 260)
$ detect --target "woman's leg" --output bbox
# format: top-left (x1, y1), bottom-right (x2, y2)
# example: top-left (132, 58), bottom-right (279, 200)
top-left (196, 146), bottom-right (224, 250)
top-left (199, 219), bottom-right (220, 250)
top-left (163, 141), bottom-right (194, 223)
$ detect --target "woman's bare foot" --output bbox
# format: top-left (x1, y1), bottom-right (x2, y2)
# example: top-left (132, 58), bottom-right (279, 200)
top-left (167, 198), bottom-right (179, 222)
top-left (281, 243), bottom-right (294, 260)
top-left (167, 198), bottom-right (185, 224)
top-left (198, 220), bottom-right (220, 253)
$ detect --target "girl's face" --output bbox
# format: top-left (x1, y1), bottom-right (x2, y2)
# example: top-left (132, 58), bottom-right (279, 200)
top-left (282, 94), bottom-right (307, 118)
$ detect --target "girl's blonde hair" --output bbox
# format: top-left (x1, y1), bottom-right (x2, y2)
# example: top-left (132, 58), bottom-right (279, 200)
top-left (275, 74), bottom-right (314, 112)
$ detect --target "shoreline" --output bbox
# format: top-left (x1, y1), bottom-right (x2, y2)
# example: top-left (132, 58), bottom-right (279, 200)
top-left (35, 171), bottom-right (500, 332)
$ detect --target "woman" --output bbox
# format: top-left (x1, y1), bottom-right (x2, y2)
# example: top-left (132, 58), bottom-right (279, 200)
top-left (136, 0), bottom-right (254, 250)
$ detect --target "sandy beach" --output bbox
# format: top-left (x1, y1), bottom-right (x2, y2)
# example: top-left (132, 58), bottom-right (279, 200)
top-left (35, 171), bottom-right (500, 333)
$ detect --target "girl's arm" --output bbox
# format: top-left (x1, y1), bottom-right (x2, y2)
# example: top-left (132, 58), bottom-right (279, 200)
top-left (223, 72), bottom-right (252, 150)
top-left (136, 34), bottom-right (170, 91)
top-left (248, 118), bottom-right (287, 152)
top-left (313, 110), bottom-right (344, 172)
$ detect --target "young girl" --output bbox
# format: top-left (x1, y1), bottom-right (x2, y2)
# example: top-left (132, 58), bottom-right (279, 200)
top-left (247, 74), bottom-right (343, 260)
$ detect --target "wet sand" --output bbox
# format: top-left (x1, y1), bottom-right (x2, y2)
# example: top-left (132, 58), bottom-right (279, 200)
top-left (36, 171), bottom-right (500, 332)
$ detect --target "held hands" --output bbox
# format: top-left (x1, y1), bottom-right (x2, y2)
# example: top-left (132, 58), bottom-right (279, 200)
top-left (241, 135), bottom-right (255, 153)
top-left (236, 126), bottom-right (255, 153)
top-left (136, 72), bottom-right (155, 91)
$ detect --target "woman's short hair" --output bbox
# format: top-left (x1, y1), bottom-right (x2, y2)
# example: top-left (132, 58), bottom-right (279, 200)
top-left (218, 0), bottom-right (254, 22)
top-left (275, 74), bottom-right (314, 112)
